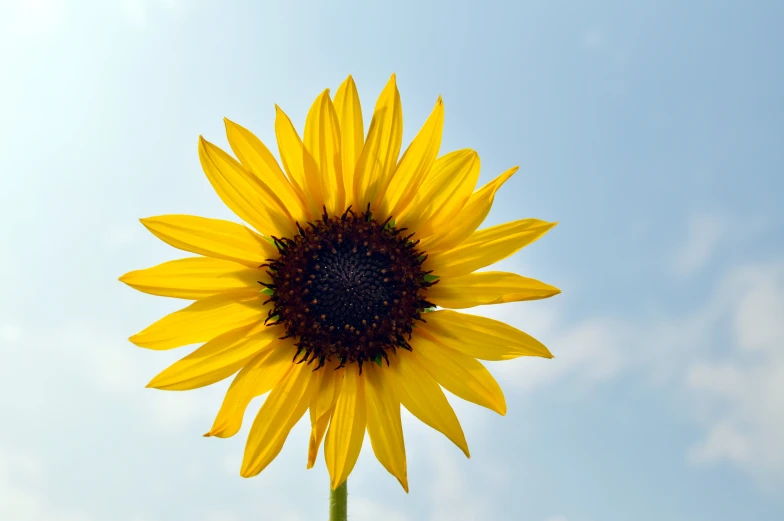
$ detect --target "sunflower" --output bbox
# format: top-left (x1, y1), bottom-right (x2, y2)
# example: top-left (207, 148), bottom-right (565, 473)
top-left (120, 74), bottom-right (559, 492)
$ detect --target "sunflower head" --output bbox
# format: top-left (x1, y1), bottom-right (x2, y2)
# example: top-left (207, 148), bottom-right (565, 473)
top-left (263, 204), bottom-right (437, 372)
top-left (121, 74), bottom-right (559, 492)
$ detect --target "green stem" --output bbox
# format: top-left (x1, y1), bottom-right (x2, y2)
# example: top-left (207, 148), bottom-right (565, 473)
top-left (329, 480), bottom-right (348, 521)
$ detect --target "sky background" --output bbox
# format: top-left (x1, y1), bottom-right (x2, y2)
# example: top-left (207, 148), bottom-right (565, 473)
top-left (1, 0), bottom-right (782, 520)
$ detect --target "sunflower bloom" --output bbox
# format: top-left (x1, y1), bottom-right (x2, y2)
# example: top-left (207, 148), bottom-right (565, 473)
top-left (121, 74), bottom-right (559, 492)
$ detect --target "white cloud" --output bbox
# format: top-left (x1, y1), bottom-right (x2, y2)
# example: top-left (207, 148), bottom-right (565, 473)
top-left (687, 421), bottom-right (750, 465)
top-left (478, 300), bottom-right (629, 396)
top-left (685, 262), bottom-right (784, 481)
top-left (733, 271), bottom-right (784, 351)
top-left (481, 253), bottom-right (784, 487)
top-left (544, 516), bottom-right (569, 521)
top-left (671, 213), bottom-right (726, 277)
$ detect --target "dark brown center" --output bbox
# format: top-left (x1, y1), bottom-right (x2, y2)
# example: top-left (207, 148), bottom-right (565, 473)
top-left (261, 206), bottom-right (437, 372)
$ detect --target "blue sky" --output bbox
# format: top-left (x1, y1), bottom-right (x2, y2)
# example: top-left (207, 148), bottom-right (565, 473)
top-left (1, 1), bottom-right (782, 520)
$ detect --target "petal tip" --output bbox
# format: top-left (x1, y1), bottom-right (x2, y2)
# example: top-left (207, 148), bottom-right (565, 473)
top-left (145, 374), bottom-right (167, 389)
top-left (239, 464), bottom-right (256, 478)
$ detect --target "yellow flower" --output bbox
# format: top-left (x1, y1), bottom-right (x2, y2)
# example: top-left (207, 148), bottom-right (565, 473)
top-left (120, 74), bottom-right (559, 492)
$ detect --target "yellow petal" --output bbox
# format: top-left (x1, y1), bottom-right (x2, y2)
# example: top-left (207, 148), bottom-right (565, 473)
top-left (305, 89), bottom-right (345, 216)
top-left (307, 407), bottom-right (332, 470)
top-left (199, 137), bottom-right (296, 237)
top-left (383, 97), bottom-right (444, 218)
top-left (333, 76), bottom-right (364, 208)
top-left (353, 74), bottom-right (403, 211)
top-left (428, 219), bottom-right (557, 279)
top-left (307, 365), bottom-right (344, 469)
top-left (241, 360), bottom-right (318, 477)
top-left (119, 257), bottom-right (263, 300)
top-left (129, 290), bottom-right (265, 350)
top-left (224, 118), bottom-right (309, 224)
top-left (325, 365), bottom-right (366, 489)
top-left (387, 350), bottom-right (469, 457)
top-left (146, 323), bottom-right (283, 390)
top-left (420, 310), bottom-right (553, 360)
top-left (274, 105), bottom-right (323, 217)
top-left (421, 166), bottom-right (517, 253)
top-left (397, 149), bottom-right (479, 234)
top-left (364, 363), bottom-right (408, 492)
top-left (412, 336), bottom-right (506, 415)
top-left (312, 362), bottom-right (344, 422)
top-left (140, 215), bottom-right (277, 268)
top-left (428, 271), bottom-right (561, 309)
top-left (205, 340), bottom-right (296, 438)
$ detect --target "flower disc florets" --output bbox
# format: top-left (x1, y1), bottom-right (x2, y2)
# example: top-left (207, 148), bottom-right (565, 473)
top-left (262, 205), bottom-right (437, 372)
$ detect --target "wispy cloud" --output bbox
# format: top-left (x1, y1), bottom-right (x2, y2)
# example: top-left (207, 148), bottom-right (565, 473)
top-left (481, 251), bottom-right (784, 488)
top-left (671, 213), bottom-right (727, 278)
top-left (475, 293), bottom-right (629, 399)
top-left (685, 262), bottom-right (784, 484)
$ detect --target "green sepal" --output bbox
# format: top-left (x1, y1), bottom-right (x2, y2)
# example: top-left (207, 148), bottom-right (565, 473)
top-left (260, 287), bottom-right (274, 296)
top-left (423, 274), bottom-right (439, 282)
top-left (374, 354), bottom-right (383, 367)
